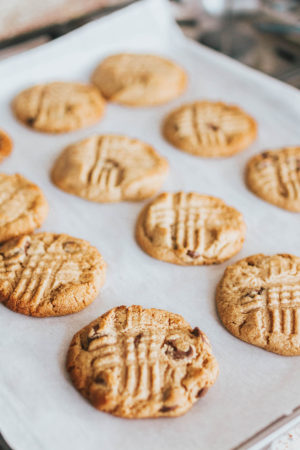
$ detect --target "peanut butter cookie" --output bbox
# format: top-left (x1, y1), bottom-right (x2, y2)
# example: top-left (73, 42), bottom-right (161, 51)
top-left (136, 192), bottom-right (246, 265)
top-left (51, 135), bottom-right (169, 202)
top-left (0, 129), bottom-right (13, 163)
top-left (91, 53), bottom-right (187, 106)
top-left (246, 147), bottom-right (300, 212)
top-left (0, 173), bottom-right (48, 243)
top-left (0, 233), bottom-right (106, 317)
top-left (67, 305), bottom-right (218, 418)
top-left (163, 101), bottom-right (257, 157)
top-left (217, 254), bottom-right (300, 356)
top-left (12, 81), bottom-right (105, 133)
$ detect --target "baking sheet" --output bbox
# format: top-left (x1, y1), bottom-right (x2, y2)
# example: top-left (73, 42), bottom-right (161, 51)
top-left (0, 1), bottom-right (300, 449)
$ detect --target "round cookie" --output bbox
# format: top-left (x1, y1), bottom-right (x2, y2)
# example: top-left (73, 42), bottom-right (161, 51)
top-left (91, 53), bottom-right (187, 106)
top-left (67, 305), bottom-right (218, 418)
top-left (136, 192), bottom-right (246, 265)
top-left (0, 173), bottom-right (48, 243)
top-left (51, 135), bottom-right (169, 202)
top-left (0, 130), bottom-right (13, 163)
top-left (12, 81), bottom-right (105, 133)
top-left (0, 233), bottom-right (106, 317)
top-left (217, 254), bottom-right (300, 356)
top-left (246, 147), bottom-right (300, 212)
top-left (163, 101), bottom-right (257, 157)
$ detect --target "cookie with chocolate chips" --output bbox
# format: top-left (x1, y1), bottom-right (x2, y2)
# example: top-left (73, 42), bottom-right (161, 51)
top-left (136, 191), bottom-right (246, 265)
top-left (12, 82), bottom-right (105, 133)
top-left (67, 305), bottom-right (218, 418)
top-left (0, 232), bottom-right (106, 317)
top-left (246, 147), bottom-right (300, 212)
top-left (163, 101), bottom-right (257, 157)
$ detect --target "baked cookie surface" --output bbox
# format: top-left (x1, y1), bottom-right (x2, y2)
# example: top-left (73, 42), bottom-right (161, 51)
top-left (163, 101), bottom-right (257, 157)
top-left (0, 173), bottom-right (48, 242)
top-left (91, 53), bottom-right (187, 106)
top-left (217, 254), bottom-right (300, 356)
top-left (67, 305), bottom-right (218, 418)
top-left (136, 192), bottom-right (246, 265)
top-left (12, 82), bottom-right (105, 133)
top-left (246, 147), bottom-right (300, 212)
top-left (51, 135), bottom-right (169, 202)
top-left (0, 233), bottom-right (106, 317)
top-left (0, 130), bottom-right (13, 163)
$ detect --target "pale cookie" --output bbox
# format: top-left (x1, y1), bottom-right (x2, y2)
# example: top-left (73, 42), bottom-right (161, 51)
top-left (51, 135), bottom-right (169, 202)
top-left (12, 82), bottom-right (105, 133)
top-left (0, 173), bottom-right (48, 243)
top-left (163, 101), bottom-right (257, 157)
top-left (136, 192), bottom-right (246, 265)
top-left (67, 305), bottom-right (218, 418)
top-left (0, 130), bottom-right (13, 163)
top-left (91, 53), bottom-right (187, 106)
top-left (217, 254), bottom-right (300, 356)
top-left (0, 233), bottom-right (106, 317)
top-left (246, 147), bottom-right (300, 212)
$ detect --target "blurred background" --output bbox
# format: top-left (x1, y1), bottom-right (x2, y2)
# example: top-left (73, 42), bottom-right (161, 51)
top-left (0, 0), bottom-right (299, 87)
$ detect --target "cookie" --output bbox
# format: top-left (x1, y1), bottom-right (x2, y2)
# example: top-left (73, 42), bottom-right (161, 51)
top-left (91, 53), bottom-right (187, 106)
top-left (0, 173), bottom-right (48, 243)
top-left (67, 305), bottom-right (218, 418)
top-left (136, 192), bottom-right (246, 265)
top-left (163, 101), bottom-right (257, 157)
top-left (217, 254), bottom-right (300, 356)
top-left (0, 233), bottom-right (106, 317)
top-left (0, 129), bottom-right (13, 163)
top-left (51, 135), bottom-right (169, 202)
top-left (246, 147), bottom-right (300, 212)
top-left (12, 81), bottom-right (105, 133)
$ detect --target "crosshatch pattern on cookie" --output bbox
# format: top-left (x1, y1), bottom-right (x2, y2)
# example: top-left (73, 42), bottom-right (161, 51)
top-left (52, 135), bottom-right (168, 202)
top-left (217, 254), bottom-right (300, 355)
top-left (163, 101), bottom-right (257, 157)
top-left (67, 305), bottom-right (219, 418)
top-left (140, 192), bottom-right (245, 264)
top-left (0, 233), bottom-right (105, 317)
top-left (246, 147), bottom-right (300, 212)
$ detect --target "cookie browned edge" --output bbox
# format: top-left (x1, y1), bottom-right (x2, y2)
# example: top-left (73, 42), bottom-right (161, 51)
top-left (0, 130), bottom-right (13, 163)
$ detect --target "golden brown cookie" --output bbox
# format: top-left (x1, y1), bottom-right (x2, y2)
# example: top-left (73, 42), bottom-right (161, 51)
top-left (0, 233), bottom-right (106, 317)
top-left (0, 173), bottom-right (48, 243)
top-left (217, 254), bottom-right (300, 356)
top-left (163, 101), bottom-right (257, 157)
top-left (91, 53), bottom-right (187, 106)
top-left (67, 305), bottom-right (218, 418)
top-left (51, 135), bottom-right (169, 202)
top-left (12, 82), bottom-right (105, 133)
top-left (136, 192), bottom-right (246, 265)
top-left (0, 130), bottom-right (13, 163)
top-left (246, 147), bottom-right (300, 212)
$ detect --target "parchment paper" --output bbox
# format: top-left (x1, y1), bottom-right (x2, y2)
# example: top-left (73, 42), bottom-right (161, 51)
top-left (0, 1), bottom-right (300, 449)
